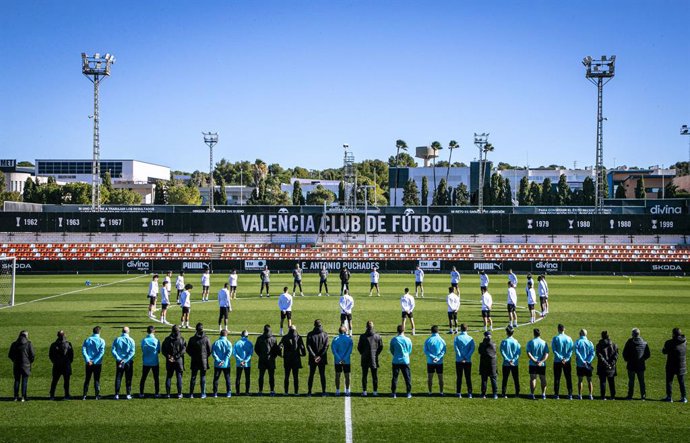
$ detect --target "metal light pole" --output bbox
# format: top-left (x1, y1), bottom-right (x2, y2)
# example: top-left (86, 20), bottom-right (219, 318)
top-left (203, 132), bottom-right (219, 211)
top-left (682, 125), bottom-right (689, 168)
top-left (361, 185), bottom-right (375, 244)
top-left (474, 133), bottom-right (489, 212)
top-left (583, 55), bottom-right (616, 213)
top-left (82, 52), bottom-right (115, 211)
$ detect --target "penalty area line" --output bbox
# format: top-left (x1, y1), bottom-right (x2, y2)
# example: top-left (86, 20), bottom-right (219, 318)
top-left (344, 395), bottom-right (353, 443)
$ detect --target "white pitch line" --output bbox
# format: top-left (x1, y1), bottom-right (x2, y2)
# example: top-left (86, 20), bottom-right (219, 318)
top-left (344, 395), bottom-right (353, 443)
top-left (0, 275), bottom-right (148, 311)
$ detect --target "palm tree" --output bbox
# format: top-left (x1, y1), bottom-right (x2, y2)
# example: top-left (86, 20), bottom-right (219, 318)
top-left (446, 140), bottom-right (459, 184)
top-left (393, 139), bottom-right (408, 206)
top-left (431, 141), bottom-right (443, 204)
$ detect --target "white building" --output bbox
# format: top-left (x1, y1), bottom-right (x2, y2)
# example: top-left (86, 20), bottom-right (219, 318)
top-left (280, 178), bottom-right (341, 199)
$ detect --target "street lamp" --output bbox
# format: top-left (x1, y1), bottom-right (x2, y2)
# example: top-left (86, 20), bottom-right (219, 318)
top-left (202, 132), bottom-right (219, 211)
top-left (474, 133), bottom-right (491, 212)
top-left (82, 52), bottom-right (115, 211)
top-left (583, 55), bottom-right (616, 213)
top-left (394, 140), bottom-right (408, 207)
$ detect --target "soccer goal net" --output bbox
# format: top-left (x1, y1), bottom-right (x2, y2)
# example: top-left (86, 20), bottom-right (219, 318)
top-left (0, 257), bottom-right (16, 306)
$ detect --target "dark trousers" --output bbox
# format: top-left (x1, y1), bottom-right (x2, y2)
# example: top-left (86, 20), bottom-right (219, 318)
top-left (666, 372), bottom-right (687, 399)
top-left (598, 375), bottom-right (616, 398)
top-left (553, 362), bottom-right (573, 396)
top-left (627, 369), bottom-right (646, 398)
top-left (340, 281), bottom-right (348, 294)
top-left (213, 367), bottom-right (231, 394)
top-left (190, 368), bottom-right (207, 395)
top-left (83, 364), bottom-right (102, 396)
top-left (391, 364), bottom-right (411, 395)
top-left (284, 366), bottom-right (300, 394)
top-left (115, 362), bottom-right (133, 395)
top-left (319, 281), bottom-right (328, 293)
top-left (260, 282), bottom-right (270, 294)
top-left (481, 373), bottom-right (497, 396)
top-left (50, 367), bottom-right (70, 398)
top-left (12, 367), bottom-right (29, 400)
top-left (362, 366), bottom-right (378, 392)
top-left (293, 281), bottom-right (303, 292)
top-left (139, 365), bottom-right (160, 395)
top-left (502, 365), bottom-right (520, 396)
top-left (165, 364), bottom-right (183, 395)
top-left (308, 363), bottom-right (327, 394)
top-left (258, 365), bottom-right (275, 392)
top-left (236, 367), bottom-right (251, 394)
top-left (455, 362), bottom-right (473, 394)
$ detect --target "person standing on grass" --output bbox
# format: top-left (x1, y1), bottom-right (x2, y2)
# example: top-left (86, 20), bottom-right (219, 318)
top-left (332, 326), bottom-right (354, 396)
top-left (111, 326), bottom-right (136, 400)
top-left (212, 329), bottom-right (233, 398)
top-left (369, 267), bottom-right (380, 297)
top-left (447, 286), bottom-right (460, 334)
top-left (187, 323), bottom-right (212, 399)
top-left (507, 269), bottom-right (518, 288)
top-left (179, 283), bottom-right (193, 329)
top-left (526, 281), bottom-right (537, 324)
top-left (478, 331), bottom-right (498, 399)
top-left (162, 325), bottom-right (186, 399)
top-left (622, 327), bottom-right (650, 400)
top-left (49, 330), bottom-right (74, 401)
top-left (201, 268), bottom-right (211, 302)
top-left (481, 287), bottom-right (493, 332)
top-left (575, 329), bottom-right (595, 400)
top-left (163, 270), bottom-right (172, 287)
top-left (400, 287), bottom-right (416, 336)
top-left (479, 270), bottom-right (490, 290)
top-left (506, 282), bottom-right (518, 328)
top-left (279, 325), bottom-right (306, 395)
top-left (234, 330), bottom-right (254, 395)
top-left (527, 328), bottom-right (549, 400)
top-left (390, 324), bottom-right (413, 399)
top-left (424, 325), bottom-right (447, 396)
top-left (551, 324), bottom-right (574, 400)
top-left (175, 271), bottom-right (185, 304)
top-left (147, 274), bottom-right (159, 319)
top-left (160, 279), bottom-right (171, 325)
top-left (339, 266), bottom-right (351, 295)
top-left (318, 265), bottom-right (329, 297)
top-left (9, 330), bottom-right (35, 402)
top-left (218, 282), bottom-right (232, 332)
top-left (82, 326), bottom-right (105, 400)
top-left (228, 270), bottom-right (238, 300)
top-left (537, 274), bottom-right (549, 317)
top-left (414, 265), bottom-right (425, 298)
top-left (307, 319), bottom-right (329, 396)
top-left (500, 326), bottom-right (521, 398)
top-left (260, 265), bottom-right (271, 298)
top-left (596, 330), bottom-right (618, 400)
top-left (525, 273), bottom-right (533, 298)
top-left (139, 325), bottom-right (161, 398)
top-left (255, 324), bottom-right (279, 396)
top-left (662, 328), bottom-right (687, 403)
top-left (358, 320), bottom-right (383, 397)
top-left (450, 266), bottom-right (461, 295)
top-left (278, 286), bottom-right (293, 336)
top-left (454, 323), bottom-right (475, 398)
top-left (339, 289), bottom-right (355, 335)
top-left (292, 263), bottom-right (304, 297)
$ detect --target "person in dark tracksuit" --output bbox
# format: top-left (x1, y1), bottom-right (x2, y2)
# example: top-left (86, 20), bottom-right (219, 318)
top-left (339, 266), bottom-right (351, 295)
top-left (279, 325), bottom-right (306, 395)
top-left (49, 330), bottom-right (74, 400)
top-left (622, 327), bottom-right (650, 400)
top-left (307, 320), bottom-right (329, 396)
top-left (662, 328), bottom-right (687, 403)
top-left (187, 323), bottom-right (212, 398)
top-left (478, 331), bottom-right (498, 399)
top-left (596, 330), bottom-right (618, 400)
top-left (162, 325), bottom-right (186, 398)
top-left (8, 330), bottom-right (35, 402)
top-left (358, 320), bottom-right (383, 396)
top-left (255, 325), bottom-right (279, 396)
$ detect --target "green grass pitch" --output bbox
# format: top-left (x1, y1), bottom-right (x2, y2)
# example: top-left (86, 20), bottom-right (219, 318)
top-left (0, 272), bottom-right (688, 442)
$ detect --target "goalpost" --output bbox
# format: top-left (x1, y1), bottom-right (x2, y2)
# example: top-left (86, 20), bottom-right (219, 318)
top-left (0, 257), bottom-right (16, 307)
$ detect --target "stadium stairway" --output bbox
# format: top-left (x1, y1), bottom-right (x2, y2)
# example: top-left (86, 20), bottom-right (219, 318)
top-left (211, 244), bottom-right (224, 260)
top-left (471, 245), bottom-right (484, 260)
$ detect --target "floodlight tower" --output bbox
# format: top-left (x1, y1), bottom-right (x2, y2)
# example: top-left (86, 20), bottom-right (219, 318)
top-left (583, 55), bottom-right (616, 213)
top-left (681, 125), bottom-right (689, 166)
top-left (474, 133), bottom-right (491, 212)
top-left (82, 52), bottom-right (115, 211)
top-left (343, 144), bottom-right (356, 211)
top-left (203, 132), bottom-right (219, 211)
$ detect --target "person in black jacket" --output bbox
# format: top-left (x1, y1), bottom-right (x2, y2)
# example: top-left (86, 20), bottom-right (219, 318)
top-left (358, 320), bottom-right (384, 396)
top-left (622, 327), bottom-right (651, 400)
top-left (478, 331), bottom-right (498, 399)
top-left (49, 330), bottom-right (74, 400)
top-left (307, 319), bottom-right (329, 396)
top-left (162, 325), bottom-right (186, 399)
top-left (595, 330), bottom-right (618, 400)
top-left (187, 323), bottom-right (212, 398)
top-left (339, 266), bottom-right (351, 295)
top-left (8, 330), bottom-right (35, 402)
top-left (255, 324), bottom-right (279, 396)
top-left (662, 328), bottom-right (687, 403)
top-left (279, 325), bottom-right (306, 395)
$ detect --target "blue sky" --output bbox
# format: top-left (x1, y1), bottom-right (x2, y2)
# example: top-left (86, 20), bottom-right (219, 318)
top-left (1, 1), bottom-right (688, 172)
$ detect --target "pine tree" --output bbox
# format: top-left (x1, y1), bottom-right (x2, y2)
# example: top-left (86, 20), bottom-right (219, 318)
top-left (338, 181), bottom-right (345, 205)
top-left (22, 177), bottom-right (36, 202)
top-left (214, 177), bottom-right (228, 205)
top-left (517, 176), bottom-right (530, 206)
top-left (615, 184), bottom-right (627, 199)
top-left (433, 178), bottom-right (449, 205)
top-left (292, 180), bottom-right (304, 205)
top-left (635, 177), bottom-right (646, 199)
top-left (455, 183), bottom-right (469, 205)
top-left (582, 176), bottom-right (595, 205)
top-left (556, 175), bottom-right (570, 206)
top-left (541, 178), bottom-right (553, 205)
top-left (421, 176), bottom-right (429, 206)
top-left (528, 182), bottom-right (542, 205)
top-left (154, 180), bottom-right (167, 204)
top-left (503, 178), bottom-right (512, 205)
top-left (402, 179), bottom-right (420, 206)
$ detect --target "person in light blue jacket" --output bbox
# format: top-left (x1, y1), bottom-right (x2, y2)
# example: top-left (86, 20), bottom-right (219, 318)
top-left (500, 326), bottom-right (522, 398)
top-left (575, 329), bottom-right (596, 400)
top-left (454, 324), bottom-right (475, 398)
top-left (139, 325), bottom-right (161, 398)
top-left (111, 326), bottom-right (136, 400)
top-left (234, 330), bottom-right (254, 395)
top-left (390, 324), bottom-right (413, 398)
top-left (527, 328), bottom-right (550, 400)
top-left (551, 324), bottom-right (574, 399)
top-left (212, 329), bottom-right (233, 397)
top-left (332, 326), bottom-right (354, 396)
top-left (82, 325), bottom-right (106, 400)
top-left (424, 325), bottom-right (447, 395)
